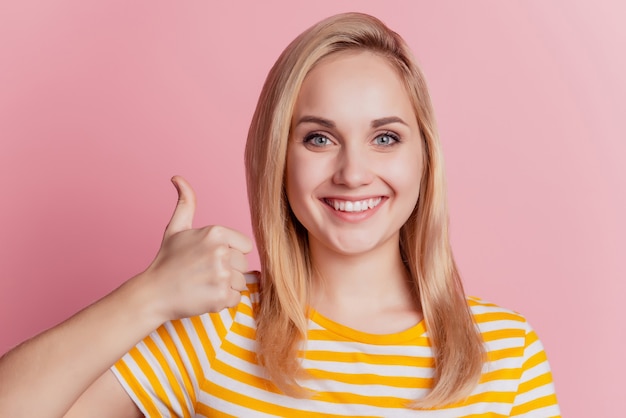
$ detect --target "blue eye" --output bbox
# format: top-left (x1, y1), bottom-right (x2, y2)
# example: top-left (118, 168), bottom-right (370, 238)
top-left (374, 132), bottom-right (399, 146)
top-left (304, 133), bottom-right (332, 147)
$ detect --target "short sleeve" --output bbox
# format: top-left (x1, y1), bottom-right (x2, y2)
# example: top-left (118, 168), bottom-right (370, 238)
top-left (509, 321), bottom-right (561, 417)
top-left (111, 275), bottom-right (259, 417)
top-left (111, 317), bottom-right (205, 418)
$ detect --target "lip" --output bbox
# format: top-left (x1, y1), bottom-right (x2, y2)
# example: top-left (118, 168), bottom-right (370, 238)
top-left (320, 196), bottom-right (387, 222)
top-left (322, 195), bottom-right (384, 202)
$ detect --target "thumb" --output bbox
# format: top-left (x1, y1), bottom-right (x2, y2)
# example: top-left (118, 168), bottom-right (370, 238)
top-left (164, 175), bottom-right (197, 237)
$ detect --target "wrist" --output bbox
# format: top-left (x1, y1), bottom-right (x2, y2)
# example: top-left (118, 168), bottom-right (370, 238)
top-left (116, 271), bottom-right (171, 332)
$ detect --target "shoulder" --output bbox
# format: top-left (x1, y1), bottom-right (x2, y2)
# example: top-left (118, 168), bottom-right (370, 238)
top-left (466, 296), bottom-right (537, 352)
top-left (467, 296), bottom-right (530, 330)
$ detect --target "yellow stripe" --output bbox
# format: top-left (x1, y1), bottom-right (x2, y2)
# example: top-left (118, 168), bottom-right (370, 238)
top-left (156, 326), bottom-right (197, 408)
top-left (115, 358), bottom-right (162, 417)
top-left (517, 371), bottom-right (554, 394)
top-left (468, 297), bottom-right (502, 309)
top-left (231, 321), bottom-right (256, 339)
top-left (524, 350), bottom-right (548, 370)
top-left (220, 338), bottom-right (258, 364)
top-left (445, 390), bottom-right (516, 409)
top-left (209, 356), bottom-right (280, 393)
top-left (510, 393), bottom-right (559, 415)
top-left (307, 329), bottom-right (430, 345)
top-left (171, 320), bottom-right (205, 390)
top-left (191, 315), bottom-right (216, 361)
top-left (195, 403), bottom-right (237, 417)
top-left (465, 390), bottom-right (516, 404)
top-left (486, 347), bottom-right (524, 362)
top-left (312, 391), bottom-right (410, 408)
top-left (481, 328), bottom-right (525, 342)
top-left (203, 380), bottom-right (377, 417)
top-left (129, 347), bottom-right (177, 416)
top-left (208, 312), bottom-right (228, 343)
top-left (144, 336), bottom-right (192, 418)
top-left (303, 350), bottom-right (434, 367)
top-left (236, 302), bottom-right (255, 317)
top-left (307, 329), bottom-right (345, 341)
top-left (474, 312), bottom-right (525, 324)
top-left (479, 367), bottom-right (522, 383)
top-left (526, 330), bottom-right (539, 345)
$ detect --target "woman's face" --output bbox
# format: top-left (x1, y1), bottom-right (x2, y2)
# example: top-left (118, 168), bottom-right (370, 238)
top-left (286, 50), bottom-right (423, 257)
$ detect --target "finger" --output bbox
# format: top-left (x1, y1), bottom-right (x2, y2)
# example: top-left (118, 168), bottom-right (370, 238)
top-left (228, 249), bottom-right (249, 273)
top-left (224, 229), bottom-right (254, 254)
top-left (225, 288), bottom-right (243, 308)
top-left (229, 271), bottom-right (248, 292)
top-left (165, 176), bottom-right (197, 237)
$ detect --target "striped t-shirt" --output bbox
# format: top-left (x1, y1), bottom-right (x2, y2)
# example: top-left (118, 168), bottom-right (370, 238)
top-left (112, 275), bottom-right (560, 417)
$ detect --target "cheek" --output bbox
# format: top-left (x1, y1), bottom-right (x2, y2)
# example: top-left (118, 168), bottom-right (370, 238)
top-left (285, 148), bottom-right (330, 199)
top-left (285, 149), bottom-right (316, 213)
top-left (386, 152), bottom-right (423, 199)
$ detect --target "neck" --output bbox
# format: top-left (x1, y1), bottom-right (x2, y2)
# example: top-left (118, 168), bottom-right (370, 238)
top-left (308, 234), bottom-right (418, 315)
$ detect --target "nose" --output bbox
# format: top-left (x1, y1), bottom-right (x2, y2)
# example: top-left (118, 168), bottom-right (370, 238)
top-left (332, 145), bottom-right (374, 187)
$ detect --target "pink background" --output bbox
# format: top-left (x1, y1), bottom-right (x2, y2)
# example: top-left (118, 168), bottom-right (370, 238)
top-left (1, 1), bottom-right (624, 415)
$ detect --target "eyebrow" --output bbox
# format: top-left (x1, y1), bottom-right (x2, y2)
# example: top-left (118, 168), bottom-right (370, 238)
top-left (295, 115), bottom-right (408, 129)
top-left (296, 116), bottom-right (336, 128)
top-left (371, 116), bottom-right (408, 128)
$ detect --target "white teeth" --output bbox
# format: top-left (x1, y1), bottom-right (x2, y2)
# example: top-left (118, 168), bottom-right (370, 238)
top-left (326, 197), bottom-right (382, 213)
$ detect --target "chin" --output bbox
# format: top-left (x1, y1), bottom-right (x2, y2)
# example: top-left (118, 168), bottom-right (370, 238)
top-left (322, 236), bottom-right (381, 256)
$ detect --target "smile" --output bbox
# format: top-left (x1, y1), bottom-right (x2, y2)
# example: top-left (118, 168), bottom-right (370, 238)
top-left (323, 197), bottom-right (383, 213)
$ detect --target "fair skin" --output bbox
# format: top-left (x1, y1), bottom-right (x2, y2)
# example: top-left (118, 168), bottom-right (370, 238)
top-left (0, 51), bottom-right (423, 416)
top-left (0, 177), bottom-right (252, 417)
top-left (287, 51), bottom-right (424, 333)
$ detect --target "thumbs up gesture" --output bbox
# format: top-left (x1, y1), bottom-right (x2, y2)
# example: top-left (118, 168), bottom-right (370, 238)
top-left (142, 176), bottom-right (253, 321)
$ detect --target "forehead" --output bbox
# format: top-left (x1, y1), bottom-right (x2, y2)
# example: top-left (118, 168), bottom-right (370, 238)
top-left (293, 50), bottom-right (415, 123)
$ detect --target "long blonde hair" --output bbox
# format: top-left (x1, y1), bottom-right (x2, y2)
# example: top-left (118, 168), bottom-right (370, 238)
top-left (244, 12), bottom-right (484, 408)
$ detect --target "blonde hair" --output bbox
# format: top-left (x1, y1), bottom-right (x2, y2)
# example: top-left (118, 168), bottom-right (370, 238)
top-left (244, 12), bottom-right (484, 408)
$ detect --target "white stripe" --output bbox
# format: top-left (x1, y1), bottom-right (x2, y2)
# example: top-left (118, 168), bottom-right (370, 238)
top-left (224, 328), bottom-right (257, 352)
top-left (148, 332), bottom-right (195, 414)
top-left (201, 367), bottom-right (377, 415)
top-left (484, 336), bottom-right (527, 351)
top-left (515, 403), bottom-right (561, 417)
top-left (306, 339), bottom-right (434, 357)
top-left (477, 319), bottom-right (527, 333)
top-left (178, 317), bottom-right (213, 379)
top-left (521, 361), bottom-right (552, 382)
top-left (474, 378), bottom-right (521, 395)
top-left (301, 377), bottom-right (429, 399)
top-left (513, 383), bottom-right (558, 407)
top-left (120, 353), bottom-right (174, 416)
top-left (302, 358), bottom-right (434, 378)
top-left (524, 338), bottom-right (547, 359)
top-left (213, 348), bottom-right (267, 379)
top-left (487, 356), bottom-right (525, 371)
top-left (162, 321), bottom-right (202, 396)
top-left (234, 309), bottom-right (256, 328)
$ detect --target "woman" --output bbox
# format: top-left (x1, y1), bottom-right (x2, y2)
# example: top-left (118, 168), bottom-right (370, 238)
top-left (0, 13), bottom-right (559, 417)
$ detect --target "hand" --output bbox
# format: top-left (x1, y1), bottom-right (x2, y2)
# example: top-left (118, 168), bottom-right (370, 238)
top-left (143, 176), bottom-right (253, 321)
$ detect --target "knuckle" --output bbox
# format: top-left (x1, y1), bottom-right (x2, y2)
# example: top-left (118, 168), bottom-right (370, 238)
top-left (207, 225), bottom-right (227, 241)
top-left (214, 282), bottom-right (231, 300)
top-left (213, 267), bottom-right (231, 281)
top-left (212, 244), bottom-right (229, 259)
